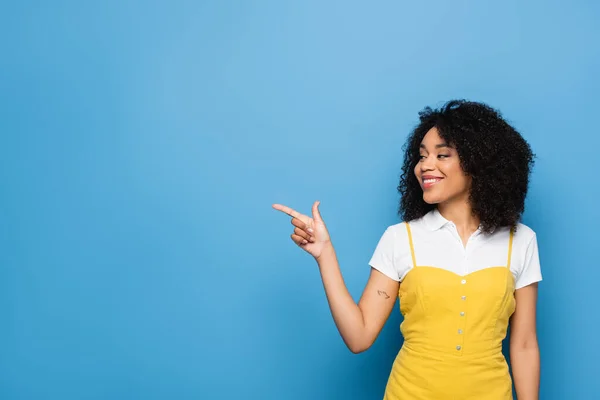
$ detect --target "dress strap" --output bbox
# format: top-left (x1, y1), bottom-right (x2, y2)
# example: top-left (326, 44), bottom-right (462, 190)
top-left (507, 227), bottom-right (514, 269)
top-left (405, 222), bottom-right (417, 268)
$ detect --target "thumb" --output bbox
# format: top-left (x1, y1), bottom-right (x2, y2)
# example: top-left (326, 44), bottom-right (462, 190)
top-left (312, 201), bottom-right (323, 223)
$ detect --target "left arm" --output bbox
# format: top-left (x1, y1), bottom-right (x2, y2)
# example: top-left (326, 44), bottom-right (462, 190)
top-left (509, 283), bottom-right (540, 400)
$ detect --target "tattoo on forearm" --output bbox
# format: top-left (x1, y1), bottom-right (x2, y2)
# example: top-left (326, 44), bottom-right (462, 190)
top-left (377, 290), bottom-right (390, 299)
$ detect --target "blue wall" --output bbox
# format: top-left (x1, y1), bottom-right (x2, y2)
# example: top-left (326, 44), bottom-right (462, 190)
top-left (2, 1), bottom-right (598, 399)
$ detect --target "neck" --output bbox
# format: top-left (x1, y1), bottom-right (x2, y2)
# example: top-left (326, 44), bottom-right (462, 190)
top-left (437, 199), bottom-right (480, 233)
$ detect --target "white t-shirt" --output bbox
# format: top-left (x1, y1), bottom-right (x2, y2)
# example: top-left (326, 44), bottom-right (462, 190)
top-left (368, 209), bottom-right (542, 290)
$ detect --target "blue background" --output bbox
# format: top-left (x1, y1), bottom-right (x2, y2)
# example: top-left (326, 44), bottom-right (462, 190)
top-left (1, 1), bottom-right (599, 399)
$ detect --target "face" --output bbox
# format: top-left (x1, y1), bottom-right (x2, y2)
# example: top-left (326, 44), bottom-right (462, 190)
top-left (414, 127), bottom-right (472, 205)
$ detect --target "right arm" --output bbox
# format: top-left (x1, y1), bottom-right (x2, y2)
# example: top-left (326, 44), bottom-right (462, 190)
top-left (317, 243), bottom-right (399, 353)
top-left (272, 200), bottom-right (399, 354)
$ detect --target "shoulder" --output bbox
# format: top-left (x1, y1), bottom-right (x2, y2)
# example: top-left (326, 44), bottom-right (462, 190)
top-left (513, 222), bottom-right (536, 237)
top-left (384, 221), bottom-right (409, 238)
top-left (382, 216), bottom-right (429, 241)
top-left (380, 216), bottom-right (432, 257)
top-left (372, 222), bottom-right (407, 254)
top-left (371, 218), bottom-right (429, 258)
top-left (487, 222), bottom-right (537, 258)
top-left (371, 214), bottom-right (431, 259)
top-left (512, 222), bottom-right (537, 247)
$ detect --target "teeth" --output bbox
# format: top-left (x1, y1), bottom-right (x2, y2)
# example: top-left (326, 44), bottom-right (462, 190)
top-left (424, 178), bottom-right (439, 184)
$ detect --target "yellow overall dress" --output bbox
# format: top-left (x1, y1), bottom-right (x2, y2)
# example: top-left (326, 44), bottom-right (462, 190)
top-left (383, 222), bottom-right (516, 400)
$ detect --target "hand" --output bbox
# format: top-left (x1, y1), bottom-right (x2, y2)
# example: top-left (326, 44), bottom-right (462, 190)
top-left (272, 201), bottom-right (331, 259)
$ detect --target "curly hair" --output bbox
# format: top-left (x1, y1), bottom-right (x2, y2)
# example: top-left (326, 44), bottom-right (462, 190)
top-left (397, 99), bottom-right (535, 233)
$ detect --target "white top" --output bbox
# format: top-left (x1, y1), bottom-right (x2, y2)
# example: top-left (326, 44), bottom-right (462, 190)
top-left (368, 209), bottom-right (543, 290)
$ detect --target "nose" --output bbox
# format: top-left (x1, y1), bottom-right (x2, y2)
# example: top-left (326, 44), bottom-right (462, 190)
top-left (420, 155), bottom-right (435, 172)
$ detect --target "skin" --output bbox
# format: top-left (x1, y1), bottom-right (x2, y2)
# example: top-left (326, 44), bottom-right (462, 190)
top-left (510, 283), bottom-right (541, 399)
top-left (272, 127), bottom-right (540, 399)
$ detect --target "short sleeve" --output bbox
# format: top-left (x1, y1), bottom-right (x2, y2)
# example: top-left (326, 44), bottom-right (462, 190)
top-left (515, 233), bottom-right (543, 290)
top-left (368, 227), bottom-right (400, 281)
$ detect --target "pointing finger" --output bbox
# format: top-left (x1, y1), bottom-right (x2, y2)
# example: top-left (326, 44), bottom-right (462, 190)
top-left (272, 203), bottom-right (301, 219)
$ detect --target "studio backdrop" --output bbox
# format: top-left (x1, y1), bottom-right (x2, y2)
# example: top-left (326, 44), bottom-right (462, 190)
top-left (1, 1), bottom-right (598, 399)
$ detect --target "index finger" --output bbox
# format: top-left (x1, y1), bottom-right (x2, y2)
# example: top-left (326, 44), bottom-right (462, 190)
top-left (272, 203), bottom-right (301, 219)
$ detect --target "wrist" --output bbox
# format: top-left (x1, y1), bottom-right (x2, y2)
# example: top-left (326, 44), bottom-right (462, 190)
top-left (316, 241), bottom-right (335, 264)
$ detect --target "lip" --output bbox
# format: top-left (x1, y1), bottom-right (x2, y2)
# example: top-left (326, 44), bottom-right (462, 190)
top-left (421, 175), bottom-right (443, 189)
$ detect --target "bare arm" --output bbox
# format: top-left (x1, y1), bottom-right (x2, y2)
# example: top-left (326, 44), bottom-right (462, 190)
top-left (317, 244), bottom-right (399, 353)
top-left (510, 283), bottom-right (540, 400)
top-left (272, 201), bottom-right (399, 354)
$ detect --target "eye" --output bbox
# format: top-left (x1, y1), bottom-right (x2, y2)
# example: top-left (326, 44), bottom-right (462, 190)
top-left (438, 154), bottom-right (450, 159)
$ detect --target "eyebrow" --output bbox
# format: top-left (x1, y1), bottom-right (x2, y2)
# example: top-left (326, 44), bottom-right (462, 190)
top-left (420, 143), bottom-right (450, 149)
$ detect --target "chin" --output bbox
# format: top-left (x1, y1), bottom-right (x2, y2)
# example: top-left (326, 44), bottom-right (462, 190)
top-left (422, 194), bottom-right (442, 204)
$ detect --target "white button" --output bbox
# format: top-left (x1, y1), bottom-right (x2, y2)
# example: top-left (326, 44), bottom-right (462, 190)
top-left (461, 296), bottom-right (467, 300)
top-left (458, 329), bottom-right (463, 334)
top-left (461, 279), bottom-right (467, 284)
top-left (456, 345), bottom-right (462, 350)
top-left (460, 312), bottom-right (465, 316)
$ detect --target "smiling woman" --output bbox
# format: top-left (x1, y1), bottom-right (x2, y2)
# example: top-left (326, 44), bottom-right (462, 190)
top-left (273, 99), bottom-right (542, 400)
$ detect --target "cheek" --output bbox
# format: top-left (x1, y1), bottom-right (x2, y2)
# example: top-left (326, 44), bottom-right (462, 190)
top-left (443, 163), bottom-right (470, 189)
top-left (440, 160), bottom-right (460, 178)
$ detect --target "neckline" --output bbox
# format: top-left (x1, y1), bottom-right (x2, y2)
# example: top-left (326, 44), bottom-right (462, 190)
top-left (402, 265), bottom-right (514, 281)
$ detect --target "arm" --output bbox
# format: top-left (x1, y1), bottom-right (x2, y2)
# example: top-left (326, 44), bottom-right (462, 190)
top-left (272, 201), bottom-right (399, 354)
top-left (317, 244), bottom-right (399, 353)
top-left (510, 283), bottom-right (540, 400)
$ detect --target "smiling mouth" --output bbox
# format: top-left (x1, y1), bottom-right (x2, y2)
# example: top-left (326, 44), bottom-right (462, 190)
top-left (422, 177), bottom-right (443, 188)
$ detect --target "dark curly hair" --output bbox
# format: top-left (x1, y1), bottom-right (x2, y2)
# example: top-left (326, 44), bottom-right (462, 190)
top-left (397, 99), bottom-right (535, 233)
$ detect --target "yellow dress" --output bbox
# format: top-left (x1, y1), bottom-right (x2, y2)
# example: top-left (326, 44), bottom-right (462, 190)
top-left (383, 222), bottom-right (516, 400)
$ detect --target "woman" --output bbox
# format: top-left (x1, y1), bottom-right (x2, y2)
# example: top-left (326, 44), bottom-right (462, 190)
top-left (273, 100), bottom-right (542, 399)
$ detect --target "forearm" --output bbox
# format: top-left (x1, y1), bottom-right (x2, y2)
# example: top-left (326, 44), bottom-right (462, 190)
top-left (510, 343), bottom-right (540, 400)
top-left (316, 243), bottom-right (366, 353)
